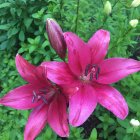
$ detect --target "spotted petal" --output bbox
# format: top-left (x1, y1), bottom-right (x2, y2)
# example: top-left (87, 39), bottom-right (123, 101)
top-left (16, 54), bottom-right (47, 85)
top-left (64, 32), bottom-right (91, 76)
top-left (88, 29), bottom-right (110, 64)
top-left (41, 61), bottom-right (74, 85)
top-left (95, 84), bottom-right (128, 119)
top-left (24, 104), bottom-right (48, 140)
top-left (69, 84), bottom-right (97, 126)
top-left (98, 58), bottom-right (140, 84)
top-left (48, 93), bottom-right (69, 137)
top-left (0, 85), bottom-right (42, 110)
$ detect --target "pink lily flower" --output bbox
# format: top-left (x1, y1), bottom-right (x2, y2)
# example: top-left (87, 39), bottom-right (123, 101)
top-left (0, 54), bottom-right (69, 140)
top-left (42, 29), bottom-right (140, 127)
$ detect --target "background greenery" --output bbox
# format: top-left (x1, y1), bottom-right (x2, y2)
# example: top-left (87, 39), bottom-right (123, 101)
top-left (0, 0), bottom-right (140, 139)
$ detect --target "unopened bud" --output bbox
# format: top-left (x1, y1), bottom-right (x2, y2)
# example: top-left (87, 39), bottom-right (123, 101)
top-left (46, 19), bottom-right (66, 60)
top-left (129, 19), bottom-right (139, 28)
top-left (130, 119), bottom-right (140, 127)
top-left (131, 0), bottom-right (140, 7)
top-left (104, 1), bottom-right (112, 15)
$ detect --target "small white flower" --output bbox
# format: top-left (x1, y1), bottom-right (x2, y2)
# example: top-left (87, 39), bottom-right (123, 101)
top-left (129, 19), bottom-right (139, 28)
top-left (130, 119), bottom-right (140, 127)
top-left (131, 0), bottom-right (140, 7)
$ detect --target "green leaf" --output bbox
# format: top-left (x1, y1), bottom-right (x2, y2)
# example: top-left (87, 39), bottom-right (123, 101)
top-left (33, 55), bottom-right (41, 64)
top-left (18, 47), bottom-right (25, 53)
top-left (0, 24), bottom-right (10, 30)
top-left (89, 128), bottom-right (97, 140)
top-left (7, 28), bottom-right (19, 38)
top-left (0, 40), bottom-right (9, 50)
top-left (42, 40), bottom-right (49, 48)
top-left (29, 45), bottom-right (36, 54)
top-left (23, 18), bottom-right (33, 29)
top-left (35, 36), bottom-right (41, 44)
top-left (27, 38), bottom-right (34, 44)
top-left (32, 13), bottom-right (40, 19)
top-left (0, 3), bottom-right (11, 9)
top-left (19, 30), bottom-right (25, 41)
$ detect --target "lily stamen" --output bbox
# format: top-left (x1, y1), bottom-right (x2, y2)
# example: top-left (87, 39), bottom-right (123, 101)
top-left (32, 90), bottom-right (48, 104)
top-left (90, 73), bottom-right (93, 81)
top-left (84, 64), bottom-right (100, 81)
top-left (33, 91), bottom-right (37, 97)
top-left (40, 96), bottom-right (48, 104)
top-left (32, 95), bottom-right (36, 103)
top-left (85, 64), bottom-right (91, 76)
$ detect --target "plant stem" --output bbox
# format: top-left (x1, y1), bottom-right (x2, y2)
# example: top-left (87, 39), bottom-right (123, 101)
top-left (75, 0), bottom-right (80, 33)
top-left (59, 0), bottom-right (64, 23)
top-left (98, 0), bottom-right (120, 29)
top-left (109, 27), bottom-right (132, 53)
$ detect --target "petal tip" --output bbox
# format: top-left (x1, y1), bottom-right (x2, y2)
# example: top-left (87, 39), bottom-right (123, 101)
top-left (118, 110), bottom-right (129, 120)
top-left (61, 131), bottom-right (69, 137)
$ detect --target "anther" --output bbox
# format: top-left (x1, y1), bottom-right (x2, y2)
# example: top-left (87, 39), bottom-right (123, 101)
top-left (90, 73), bottom-right (93, 81)
top-left (85, 64), bottom-right (91, 76)
top-left (95, 67), bottom-right (100, 80)
top-left (32, 91), bottom-right (37, 103)
top-left (33, 91), bottom-right (37, 97)
top-left (32, 96), bottom-right (36, 103)
top-left (39, 89), bottom-right (47, 93)
top-left (40, 95), bottom-right (48, 104)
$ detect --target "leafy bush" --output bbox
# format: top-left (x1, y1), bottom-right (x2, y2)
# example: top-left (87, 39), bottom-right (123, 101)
top-left (0, 0), bottom-right (140, 140)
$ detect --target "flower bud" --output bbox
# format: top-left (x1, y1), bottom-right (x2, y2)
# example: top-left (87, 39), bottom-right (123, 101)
top-left (46, 18), bottom-right (66, 60)
top-left (130, 119), bottom-right (140, 127)
top-left (131, 0), bottom-right (140, 7)
top-left (129, 19), bottom-right (139, 28)
top-left (104, 1), bottom-right (112, 15)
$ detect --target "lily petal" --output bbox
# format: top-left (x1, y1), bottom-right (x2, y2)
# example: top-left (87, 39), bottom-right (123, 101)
top-left (95, 84), bottom-right (128, 119)
top-left (69, 85), bottom-right (97, 126)
top-left (16, 54), bottom-right (47, 85)
top-left (0, 85), bottom-right (42, 110)
top-left (98, 58), bottom-right (140, 84)
top-left (88, 29), bottom-right (110, 64)
top-left (41, 61), bottom-right (75, 85)
top-left (24, 104), bottom-right (48, 140)
top-left (64, 32), bottom-right (91, 76)
top-left (48, 94), bottom-right (69, 137)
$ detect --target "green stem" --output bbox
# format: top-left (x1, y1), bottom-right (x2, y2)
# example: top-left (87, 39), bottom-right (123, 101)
top-left (109, 27), bottom-right (132, 53)
top-left (132, 127), bottom-right (135, 140)
top-left (59, 0), bottom-right (64, 22)
top-left (98, 0), bottom-right (120, 29)
top-left (75, 0), bottom-right (80, 33)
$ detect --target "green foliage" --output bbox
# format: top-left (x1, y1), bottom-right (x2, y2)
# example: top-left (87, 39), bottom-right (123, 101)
top-left (89, 128), bottom-right (97, 140)
top-left (0, 0), bottom-right (140, 140)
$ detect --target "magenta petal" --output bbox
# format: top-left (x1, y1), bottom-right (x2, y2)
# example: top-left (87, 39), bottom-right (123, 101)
top-left (98, 58), bottom-right (140, 84)
top-left (16, 54), bottom-right (35, 83)
top-left (96, 84), bottom-right (128, 120)
top-left (48, 94), bottom-right (69, 137)
top-left (24, 104), bottom-right (48, 140)
top-left (69, 85), bottom-right (97, 126)
top-left (41, 61), bottom-right (74, 85)
top-left (0, 85), bottom-right (41, 110)
top-left (64, 32), bottom-right (91, 76)
top-left (88, 29), bottom-right (110, 64)
top-left (16, 54), bottom-right (47, 85)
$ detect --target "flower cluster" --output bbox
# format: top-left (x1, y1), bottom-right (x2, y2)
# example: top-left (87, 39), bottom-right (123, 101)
top-left (0, 19), bottom-right (140, 140)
